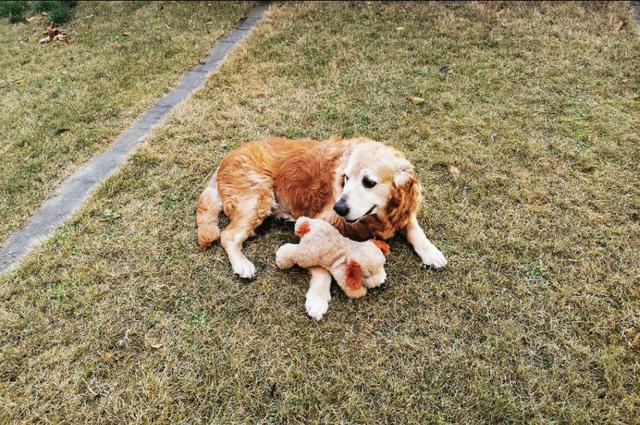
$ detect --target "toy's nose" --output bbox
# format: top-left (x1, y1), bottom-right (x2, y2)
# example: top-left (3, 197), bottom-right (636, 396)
top-left (333, 198), bottom-right (349, 217)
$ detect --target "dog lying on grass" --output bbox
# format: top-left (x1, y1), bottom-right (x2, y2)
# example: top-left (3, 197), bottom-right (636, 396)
top-left (196, 137), bottom-right (446, 319)
top-left (276, 217), bottom-right (390, 315)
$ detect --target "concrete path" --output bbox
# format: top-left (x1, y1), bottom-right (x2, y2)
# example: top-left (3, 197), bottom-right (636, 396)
top-left (632, 2), bottom-right (640, 24)
top-left (0, 3), bottom-right (270, 273)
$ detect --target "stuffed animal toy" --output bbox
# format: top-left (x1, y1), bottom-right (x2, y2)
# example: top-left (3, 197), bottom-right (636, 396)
top-left (276, 217), bottom-right (390, 299)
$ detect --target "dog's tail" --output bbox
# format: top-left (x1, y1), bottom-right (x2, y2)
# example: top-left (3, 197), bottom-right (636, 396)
top-left (196, 171), bottom-right (222, 248)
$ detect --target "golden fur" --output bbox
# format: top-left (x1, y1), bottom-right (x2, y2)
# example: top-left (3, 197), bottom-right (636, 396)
top-left (196, 137), bottom-right (421, 251)
top-left (196, 136), bottom-right (446, 318)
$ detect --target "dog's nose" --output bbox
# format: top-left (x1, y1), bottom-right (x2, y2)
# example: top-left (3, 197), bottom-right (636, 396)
top-left (333, 199), bottom-right (349, 217)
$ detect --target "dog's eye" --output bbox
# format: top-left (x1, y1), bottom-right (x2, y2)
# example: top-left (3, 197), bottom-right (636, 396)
top-left (362, 176), bottom-right (377, 188)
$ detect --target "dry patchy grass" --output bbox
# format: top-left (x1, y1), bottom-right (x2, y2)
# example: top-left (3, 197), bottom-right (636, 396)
top-left (0, 1), bottom-right (251, 243)
top-left (1, 2), bottom-right (640, 423)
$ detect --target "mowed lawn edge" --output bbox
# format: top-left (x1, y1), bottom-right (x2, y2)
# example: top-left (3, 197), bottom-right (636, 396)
top-left (0, 1), bottom-right (252, 244)
top-left (1, 2), bottom-right (639, 423)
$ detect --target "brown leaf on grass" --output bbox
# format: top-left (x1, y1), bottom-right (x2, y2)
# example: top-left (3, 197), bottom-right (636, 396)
top-left (447, 165), bottom-right (461, 179)
top-left (145, 339), bottom-right (163, 350)
top-left (122, 32), bottom-right (131, 36)
top-left (407, 96), bottom-right (425, 105)
top-left (39, 24), bottom-right (70, 44)
top-left (613, 21), bottom-right (624, 32)
top-left (622, 328), bottom-right (640, 350)
top-left (53, 33), bottom-right (69, 44)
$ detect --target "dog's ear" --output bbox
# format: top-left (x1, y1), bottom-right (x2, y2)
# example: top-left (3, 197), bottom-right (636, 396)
top-left (385, 159), bottom-right (422, 230)
top-left (345, 259), bottom-right (363, 289)
top-left (394, 161), bottom-right (415, 187)
top-left (369, 239), bottom-right (390, 256)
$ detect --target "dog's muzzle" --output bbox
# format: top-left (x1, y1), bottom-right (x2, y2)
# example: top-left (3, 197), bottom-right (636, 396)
top-left (344, 204), bottom-right (376, 224)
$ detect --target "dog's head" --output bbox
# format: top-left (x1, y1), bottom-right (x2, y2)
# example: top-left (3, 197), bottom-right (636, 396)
top-left (334, 140), bottom-right (420, 225)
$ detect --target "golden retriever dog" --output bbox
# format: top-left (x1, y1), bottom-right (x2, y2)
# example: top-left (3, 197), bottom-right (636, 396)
top-left (196, 137), bottom-right (446, 319)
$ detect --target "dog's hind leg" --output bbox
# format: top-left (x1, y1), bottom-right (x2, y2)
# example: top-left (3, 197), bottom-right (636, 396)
top-left (197, 171), bottom-right (223, 248)
top-left (220, 190), bottom-right (272, 279)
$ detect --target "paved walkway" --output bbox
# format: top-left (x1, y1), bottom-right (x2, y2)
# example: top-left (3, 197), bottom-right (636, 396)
top-left (0, 3), bottom-right (270, 273)
top-left (632, 2), bottom-right (640, 24)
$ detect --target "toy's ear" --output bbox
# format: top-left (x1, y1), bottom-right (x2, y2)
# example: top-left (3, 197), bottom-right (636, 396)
top-left (294, 219), bottom-right (311, 237)
top-left (370, 239), bottom-right (390, 256)
top-left (345, 259), bottom-right (362, 290)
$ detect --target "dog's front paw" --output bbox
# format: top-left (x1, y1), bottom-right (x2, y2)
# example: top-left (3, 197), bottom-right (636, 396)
top-left (231, 256), bottom-right (256, 279)
top-left (419, 246), bottom-right (447, 269)
top-left (305, 291), bottom-right (330, 321)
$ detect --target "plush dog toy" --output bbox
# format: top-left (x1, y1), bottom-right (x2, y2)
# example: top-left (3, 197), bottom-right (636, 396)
top-left (276, 217), bottom-right (390, 299)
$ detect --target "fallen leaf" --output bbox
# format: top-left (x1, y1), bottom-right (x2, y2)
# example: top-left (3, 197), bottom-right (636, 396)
top-left (622, 328), bottom-right (640, 350)
top-left (407, 96), bottom-right (425, 105)
top-left (53, 33), bottom-right (69, 44)
top-left (145, 339), bottom-right (163, 350)
top-left (16, 79), bottom-right (26, 86)
top-left (447, 165), bottom-right (461, 179)
top-left (122, 32), bottom-right (131, 36)
top-left (396, 26), bottom-right (405, 31)
top-left (613, 20), bottom-right (624, 32)
top-left (39, 24), bottom-right (69, 44)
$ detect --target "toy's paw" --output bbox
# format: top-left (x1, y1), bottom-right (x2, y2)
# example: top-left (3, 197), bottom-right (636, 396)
top-left (419, 245), bottom-right (447, 269)
top-left (364, 269), bottom-right (386, 289)
top-left (343, 286), bottom-right (367, 299)
top-left (275, 246), bottom-right (294, 269)
top-left (231, 256), bottom-right (256, 279)
top-left (305, 291), bottom-right (330, 321)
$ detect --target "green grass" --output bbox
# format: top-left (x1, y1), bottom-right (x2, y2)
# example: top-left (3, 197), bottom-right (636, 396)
top-left (1, 2), bottom-right (640, 423)
top-left (0, 1), bottom-right (251, 244)
top-left (0, 1), bottom-right (31, 23)
top-left (0, 1), bottom-right (77, 24)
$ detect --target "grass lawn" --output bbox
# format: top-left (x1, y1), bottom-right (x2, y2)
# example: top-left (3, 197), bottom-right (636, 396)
top-left (1, 2), bottom-right (640, 423)
top-left (0, 1), bottom-right (251, 244)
